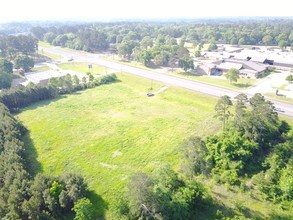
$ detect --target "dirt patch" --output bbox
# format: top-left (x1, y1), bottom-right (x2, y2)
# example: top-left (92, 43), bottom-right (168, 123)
top-left (112, 150), bottom-right (123, 158)
top-left (100, 162), bottom-right (117, 169)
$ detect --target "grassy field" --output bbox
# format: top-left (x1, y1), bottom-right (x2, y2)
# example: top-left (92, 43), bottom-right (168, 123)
top-left (17, 73), bottom-right (293, 219)
top-left (17, 73), bottom-right (220, 218)
top-left (58, 62), bottom-right (108, 75)
top-left (32, 65), bottom-right (51, 72)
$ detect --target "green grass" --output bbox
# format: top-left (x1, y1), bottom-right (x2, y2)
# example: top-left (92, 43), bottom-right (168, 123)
top-left (273, 83), bottom-right (290, 91)
top-left (265, 93), bottom-right (293, 104)
top-left (32, 65), bottom-right (51, 72)
top-left (38, 50), bottom-right (62, 61)
top-left (169, 71), bottom-right (258, 90)
top-left (17, 73), bottom-right (220, 218)
top-left (209, 183), bottom-right (293, 219)
top-left (58, 62), bottom-right (108, 75)
top-left (101, 55), bottom-right (161, 71)
top-left (38, 41), bottom-right (51, 47)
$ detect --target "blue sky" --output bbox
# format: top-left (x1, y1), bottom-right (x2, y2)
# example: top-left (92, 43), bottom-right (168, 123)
top-left (1, 0), bottom-right (292, 22)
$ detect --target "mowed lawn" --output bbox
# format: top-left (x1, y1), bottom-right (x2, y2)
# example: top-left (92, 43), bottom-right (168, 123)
top-left (17, 73), bottom-right (220, 218)
top-left (58, 62), bottom-right (109, 75)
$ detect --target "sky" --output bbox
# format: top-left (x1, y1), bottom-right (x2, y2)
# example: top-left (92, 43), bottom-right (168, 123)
top-left (1, 0), bottom-right (292, 23)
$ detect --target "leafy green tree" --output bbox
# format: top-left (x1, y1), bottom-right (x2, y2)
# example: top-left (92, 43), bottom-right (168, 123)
top-left (64, 74), bottom-right (73, 92)
top-left (230, 37), bottom-right (238, 45)
top-left (86, 73), bottom-right (94, 82)
top-left (278, 40), bottom-right (287, 50)
top-left (73, 75), bottom-right (80, 85)
top-left (125, 164), bottom-right (211, 219)
top-left (225, 68), bottom-right (240, 84)
top-left (194, 50), bottom-right (201, 57)
top-left (262, 35), bottom-right (273, 45)
top-left (179, 35), bottom-right (186, 47)
top-left (15, 55), bottom-right (34, 72)
top-left (72, 198), bottom-right (94, 220)
top-left (177, 46), bottom-right (190, 58)
top-left (181, 136), bottom-right (210, 180)
top-left (82, 76), bottom-right (87, 84)
top-left (153, 51), bottom-right (169, 66)
top-left (238, 37), bottom-right (245, 45)
top-left (50, 181), bottom-right (63, 200)
top-left (118, 40), bottom-right (138, 60)
top-left (215, 95), bottom-right (233, 130)
top-left (168, 56), bottom-right (176, 71)
top-left (208, 42), bottom-right (218, 51)
top-left (140, 36), bottom-right (153, 49)
top-left (52, 34), bottom-right (68, 47)
top-left (0, 58), bottom-right (13, 89)
top-left (178, 58), bottom-right (194, 72)
top-left (234, 94), bottom-right (248, 129)
top-left (136, 49), bottom-right (153, 66)
top-left (247, 93), bottom-right (279, 143)
top-left (279, 161), bottom-right (293, 200)
top-left (43, 32), bottom-right (57, 44)
top-left (0, 69), bottom-right (12, 89)
top-left (30, 26), bottom-right (46, 40)
top-left (286, 74), bottom-right (293, 82)
top-left (0, 58), bottom-right (13, 73)
top-left (128, 173), bottom-right (156, 218)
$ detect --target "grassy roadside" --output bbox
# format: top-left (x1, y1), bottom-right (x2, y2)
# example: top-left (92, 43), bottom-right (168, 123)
top-left (58, 62), bottom-right (109, 75)
top-left (168, 71), bottom-right (258, 90)
top-left (101, 55), bottom-right (258, 91)
top-left (265, 93), bottom-right (293, 104)
top-left (38, 49), bottom-right (62, 61)
top-left (38, 41), bottom-right (51, 48)
top-left (32, 65), bottom-right (51, 72)
top-left (101, 55), bottom-right (161, 71)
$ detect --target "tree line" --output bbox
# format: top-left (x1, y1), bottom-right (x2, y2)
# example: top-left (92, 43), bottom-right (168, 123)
top-left (0, 103), bottom-right (94, 219)
top-left (29, 19), bottom-right (293, 73)
top-left (32, 20), bottom-right (293, 49)
top-left (0, 73), bottom-right (117, 111)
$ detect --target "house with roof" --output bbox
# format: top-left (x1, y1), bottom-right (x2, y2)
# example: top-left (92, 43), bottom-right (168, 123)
top-left (248, 56), bottom-right (274, 65)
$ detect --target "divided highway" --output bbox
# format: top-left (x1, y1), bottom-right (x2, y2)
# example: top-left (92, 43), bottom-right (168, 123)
top-left (39, 46), bottom-right (293, 117)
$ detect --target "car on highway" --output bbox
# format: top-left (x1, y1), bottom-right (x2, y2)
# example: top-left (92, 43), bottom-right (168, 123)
top-left (275, 107), bottom-right (285, 113)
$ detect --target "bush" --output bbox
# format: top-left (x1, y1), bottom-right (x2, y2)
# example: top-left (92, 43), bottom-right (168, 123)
top-left (72, 198), bottom-right (95, 220)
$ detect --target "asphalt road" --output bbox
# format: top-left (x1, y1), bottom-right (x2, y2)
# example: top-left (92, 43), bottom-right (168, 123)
top-left (39, 46), bottom-right (293, 117)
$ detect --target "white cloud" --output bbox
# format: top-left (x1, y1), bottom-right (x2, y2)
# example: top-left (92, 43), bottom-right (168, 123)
top-left (1, 0), bottom-right (292, 22)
